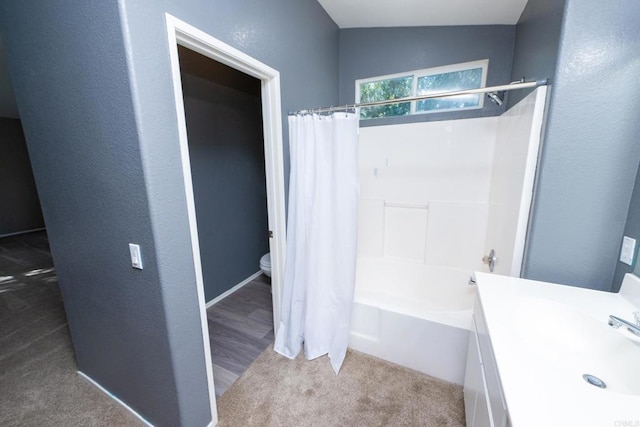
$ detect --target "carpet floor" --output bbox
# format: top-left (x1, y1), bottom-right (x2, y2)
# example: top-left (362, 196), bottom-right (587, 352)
top-left (0, 232), bottom-right (142, 427)
top-left (217, 345), bottom-right (465, 426)
top-left (0, 326), bottom-right (144, 427)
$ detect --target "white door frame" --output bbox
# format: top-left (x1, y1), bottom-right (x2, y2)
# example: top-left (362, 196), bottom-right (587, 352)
top-left (165, 14), bottom-right (286, 426)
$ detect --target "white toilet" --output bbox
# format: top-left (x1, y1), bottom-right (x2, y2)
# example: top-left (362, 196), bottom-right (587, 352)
top-left (259, 253), bottom-right (271, 277)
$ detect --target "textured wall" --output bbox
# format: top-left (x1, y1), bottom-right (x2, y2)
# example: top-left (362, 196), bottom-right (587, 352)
top-left (0, 118), bottom-right (44, 236)
top-left (523, 0), bottom-right (640, 290)
top-left (117, 2), bottom-right (338, 423)
top-left (0, 37), bottom-right (19, 118)
top-left (0, 1), bottom-right (187, 425)
top-left (508, 0), bottom-right (566, 108)
top-left (1, 0), bottom-right (338, 425)
top-left (338, 26), bottom-right (516, 127)
top-left (182, 72), bottom-right (269, 302)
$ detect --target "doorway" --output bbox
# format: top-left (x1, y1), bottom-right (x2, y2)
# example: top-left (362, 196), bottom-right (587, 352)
top-left (165, 14), bottom-right (286, 425)
top-left (177, 45), bottom-right (268, 305)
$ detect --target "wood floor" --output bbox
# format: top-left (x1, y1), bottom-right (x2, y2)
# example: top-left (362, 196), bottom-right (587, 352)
top-left (207, 273), bottom-right (274, 397)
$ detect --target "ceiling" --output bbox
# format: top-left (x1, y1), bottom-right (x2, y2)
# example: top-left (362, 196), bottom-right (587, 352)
top-left (317, 0), bottom-right (529, 28)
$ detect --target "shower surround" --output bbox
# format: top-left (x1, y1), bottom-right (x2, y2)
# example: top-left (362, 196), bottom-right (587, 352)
top-left (350, 88), bottom-right (546, 384)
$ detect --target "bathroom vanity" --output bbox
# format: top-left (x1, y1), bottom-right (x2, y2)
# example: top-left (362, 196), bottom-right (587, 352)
top-left (464, 273), bottom-right (640, 427)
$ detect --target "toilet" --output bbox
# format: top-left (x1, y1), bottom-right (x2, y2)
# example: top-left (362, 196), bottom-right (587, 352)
top-left (259, 253), bottom-right (271, 277)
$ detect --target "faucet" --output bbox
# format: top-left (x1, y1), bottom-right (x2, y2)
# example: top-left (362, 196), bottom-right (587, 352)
top-left (608, 312), bottom-right (640, 337)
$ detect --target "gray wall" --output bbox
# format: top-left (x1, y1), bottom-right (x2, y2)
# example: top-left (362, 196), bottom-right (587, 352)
top-left (612, 166), bottom-right (640, 291)
top-left (117, 2), bottom-right (337, 422)
top-left (182, 71), bottom-right (269, 302)
top-left (0, 37), bottom-right (19, 119)
top-left (338, 26), bottom-right (516, 126)
top-left (0, 0), bottom-right (338, 425)
top-left (0, 118), bottom-right (44, 236)
top-left (522, 0), bottom-right (640, 291)
top-left (0, 2), bottom-right (188, 425)
top-left (508, 0), bottom-right (566, 108)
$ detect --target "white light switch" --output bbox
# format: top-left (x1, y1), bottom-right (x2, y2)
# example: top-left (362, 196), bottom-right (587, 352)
top-left (620, 236), bottom-right (636, 266)
top-left (129, 243), bottom-right (143, 270)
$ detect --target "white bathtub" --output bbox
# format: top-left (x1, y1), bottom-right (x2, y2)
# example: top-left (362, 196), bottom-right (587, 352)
top-left (349, 258), bottom-right (475, 385)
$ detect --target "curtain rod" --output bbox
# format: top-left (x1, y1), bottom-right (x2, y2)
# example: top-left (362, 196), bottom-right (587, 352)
top-left (289, 79), bottom-right (548, 116)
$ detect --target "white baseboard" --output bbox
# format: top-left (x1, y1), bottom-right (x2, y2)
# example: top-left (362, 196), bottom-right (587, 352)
top-left (0, 227), bottom-right (46, 238)
top-left (205, 271), bottom-right (263, 308)
top-left (78, 371), bottom-right (154, 426)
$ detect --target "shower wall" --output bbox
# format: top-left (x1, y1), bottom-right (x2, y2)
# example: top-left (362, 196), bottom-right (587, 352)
top-left (358, 118), bottom-right (498, 273)
top-left (358, 88), bottom-right (545, 281)
top-left (352, 94), bottom-right (546, 383)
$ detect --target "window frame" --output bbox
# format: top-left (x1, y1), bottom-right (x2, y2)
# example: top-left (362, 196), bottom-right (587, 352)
top-left (355, 59), bottom-right (489, 118)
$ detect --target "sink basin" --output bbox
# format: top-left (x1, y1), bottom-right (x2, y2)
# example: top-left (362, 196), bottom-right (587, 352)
top-left (513, 297), bottom-right (640, 395)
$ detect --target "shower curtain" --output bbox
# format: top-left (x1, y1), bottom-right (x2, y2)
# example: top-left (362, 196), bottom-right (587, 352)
top-left (274, 112), bottom-right (359, 374)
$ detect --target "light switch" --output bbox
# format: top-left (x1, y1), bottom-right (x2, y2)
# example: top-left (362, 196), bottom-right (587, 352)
top-left (129, 243), bottom-right (143, 270)
top-left (620, 236), bottom-right (636, 266)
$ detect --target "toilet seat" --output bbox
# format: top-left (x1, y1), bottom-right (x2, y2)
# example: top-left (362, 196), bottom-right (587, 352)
top-left (260, 253), bottom-right (271, 277)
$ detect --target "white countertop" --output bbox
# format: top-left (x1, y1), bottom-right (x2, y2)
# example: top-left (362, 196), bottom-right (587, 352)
top-left (474, 272), bottom-right (640, 427)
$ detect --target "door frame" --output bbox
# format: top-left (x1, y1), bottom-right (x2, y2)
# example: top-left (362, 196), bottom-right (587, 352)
top-left (165, 14), bottom-right (286, 425)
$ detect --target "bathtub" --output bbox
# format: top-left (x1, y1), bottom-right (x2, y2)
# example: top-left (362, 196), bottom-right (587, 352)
top-left (349, 258), bottom-right (475, 385)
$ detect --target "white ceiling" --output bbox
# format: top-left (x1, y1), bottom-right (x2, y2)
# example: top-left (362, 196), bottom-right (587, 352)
top-left (317, 0), bottom-right (529, 28)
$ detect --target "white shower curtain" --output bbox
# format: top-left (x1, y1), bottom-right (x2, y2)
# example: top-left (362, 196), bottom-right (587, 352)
top-left (274, 112), bottom-right (359, 374)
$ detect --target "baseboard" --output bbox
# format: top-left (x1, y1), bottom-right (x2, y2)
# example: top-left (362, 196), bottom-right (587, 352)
top-left (0, 227), bottom-right (46, 238)
top-left (77, 371), bottom-right (154, 427)
top-left (205, 271), bottom-right (263, 308)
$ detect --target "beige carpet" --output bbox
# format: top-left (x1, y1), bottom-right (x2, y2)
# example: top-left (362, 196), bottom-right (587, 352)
top-left (217, 345), bottom-right (465, 426)
top-left (0, 326), bottom-right (143, 427)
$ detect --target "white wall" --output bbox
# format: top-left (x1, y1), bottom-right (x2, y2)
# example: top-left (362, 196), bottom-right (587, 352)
top-left (358, 117), bottom-right (499, 273)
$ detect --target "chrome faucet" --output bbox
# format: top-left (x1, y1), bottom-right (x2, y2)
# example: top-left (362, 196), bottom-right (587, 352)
top-left (608, 312), bottom-right (640, 337)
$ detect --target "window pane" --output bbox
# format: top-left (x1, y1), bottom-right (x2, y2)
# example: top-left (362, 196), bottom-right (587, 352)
top-left (359, 76), bottom-right (412, 119)
top-left (416, 68), bottom-right (483, 112)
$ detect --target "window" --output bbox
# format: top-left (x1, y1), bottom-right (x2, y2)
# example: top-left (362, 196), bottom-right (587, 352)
top-left (356, 60), bottom-right (488, 119)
